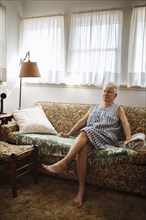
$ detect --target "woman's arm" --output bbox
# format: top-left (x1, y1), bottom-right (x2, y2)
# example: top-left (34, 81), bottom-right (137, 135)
top-left (118, 106), bottom-right (132, 144)
top-left (58, 107), bottom-right (92, 138)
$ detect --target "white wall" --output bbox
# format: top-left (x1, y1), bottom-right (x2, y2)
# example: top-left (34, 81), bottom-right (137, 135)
top-left (1, 0), bottom-right (146, 113)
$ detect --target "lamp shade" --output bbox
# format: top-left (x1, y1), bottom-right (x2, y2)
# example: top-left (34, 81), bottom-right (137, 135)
top-left (19, 61), bottom-right (40, 77)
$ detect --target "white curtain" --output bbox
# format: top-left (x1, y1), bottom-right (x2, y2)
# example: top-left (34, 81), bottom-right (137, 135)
top-left (19, 15), bottom-right (65, 84)
top-left (67, 10), bottom-right (123, 86)
top-left (0, 4), bottom-right (6, 82)
top-left (128, 6), bottom-right (146, 88)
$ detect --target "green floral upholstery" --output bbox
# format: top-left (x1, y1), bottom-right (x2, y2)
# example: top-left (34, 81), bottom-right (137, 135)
top-left (16, 133), bottom-right (137, 161)
top-left (1, 101), bottom-right (146, 196)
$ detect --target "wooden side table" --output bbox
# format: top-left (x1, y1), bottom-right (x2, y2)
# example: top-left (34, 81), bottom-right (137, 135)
top-left (0, 141), bottom-right (38, 197)
top-left (0, 113), bottom-right (13, 125)
top-left (0, 113), bottom-right (13, 141)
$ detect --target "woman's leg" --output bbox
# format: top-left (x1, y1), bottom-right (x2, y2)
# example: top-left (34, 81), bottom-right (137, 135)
top-left (42, 131), bottom-right (90, 173)
top-left (74, 143), bottom-right (93, 206)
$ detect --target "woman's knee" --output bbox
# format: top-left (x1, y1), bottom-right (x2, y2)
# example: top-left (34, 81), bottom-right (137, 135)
top-left (80, 131), bottom-right (88, 140)
top-left (78, 144), bottom-right (92, 156)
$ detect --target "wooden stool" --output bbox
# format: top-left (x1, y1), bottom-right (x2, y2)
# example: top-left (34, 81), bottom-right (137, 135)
top-left (0, 141), bottom-right (38, 197)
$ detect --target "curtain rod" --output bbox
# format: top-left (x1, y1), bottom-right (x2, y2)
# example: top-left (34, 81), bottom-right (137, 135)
top-left (73, 7), bottom-right (122, 15)
top-left (21, 13), bottom-right (64, 20)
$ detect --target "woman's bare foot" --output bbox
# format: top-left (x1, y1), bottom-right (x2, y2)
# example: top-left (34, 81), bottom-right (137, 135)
top-left (42, 162), bottom-right (65, 174)
top-left (73, 192), bottom-right (85, 206)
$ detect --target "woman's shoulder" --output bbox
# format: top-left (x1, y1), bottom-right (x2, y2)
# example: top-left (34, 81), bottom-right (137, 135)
top-left (113, 103), bottom-right (122, 108)
top-left (115, 104), bottom-right (125, 111)
top-left (91, 102), bottom-right (100, 109)
top-left (110, 103), bottom-right (122, 112)
top-left (113, 104), bottom-right (125, 115)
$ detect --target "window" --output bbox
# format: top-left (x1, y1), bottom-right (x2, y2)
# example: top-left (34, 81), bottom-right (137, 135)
top-left (0, 4), bottom-right (6, 82)
top-left (67, 10), bottom-right (123, 86)
top-left (128, 6), bottom-right (146, 88)
top-left (19, 15), bottom-right (65, 84)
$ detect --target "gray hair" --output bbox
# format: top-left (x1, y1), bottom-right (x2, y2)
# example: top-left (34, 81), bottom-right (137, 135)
top-left (103, 82), bottom-right (119, 94)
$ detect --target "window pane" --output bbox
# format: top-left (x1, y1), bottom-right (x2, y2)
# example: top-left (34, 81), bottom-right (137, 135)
top-left (67, 10), bottom-right (123, 86)
top-left (128, 7), bottom-right (146, 87)
top-left (0, 5), bottom-right (6, 82)
top-left (19, 15), bottom-right (65, 84)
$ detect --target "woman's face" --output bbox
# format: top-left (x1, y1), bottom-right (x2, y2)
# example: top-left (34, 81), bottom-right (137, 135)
top-left (102, 87), bottom-right (117, 102)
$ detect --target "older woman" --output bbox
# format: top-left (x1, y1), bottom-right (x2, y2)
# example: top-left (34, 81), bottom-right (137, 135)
top-left (42, 82), bottom-right (131, 206)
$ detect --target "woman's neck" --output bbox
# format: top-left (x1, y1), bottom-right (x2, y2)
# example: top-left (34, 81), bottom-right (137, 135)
top-left (101, 101), bottom-right (114, 108)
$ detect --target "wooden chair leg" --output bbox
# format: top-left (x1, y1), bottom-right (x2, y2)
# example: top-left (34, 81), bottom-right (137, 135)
top-left (11, 154), bottom-right (17, 197)
top-left (33, 145), bottom-right (38, 184)
top-left (9, 145), bottom-right (38, 197)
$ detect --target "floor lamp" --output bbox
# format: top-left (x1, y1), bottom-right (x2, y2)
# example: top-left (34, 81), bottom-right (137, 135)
top-left (19, 51), bottom-right (41, 109)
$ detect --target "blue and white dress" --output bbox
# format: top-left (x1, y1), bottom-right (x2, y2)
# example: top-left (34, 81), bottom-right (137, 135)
top-left (81, 103), bottom-right (122, 149)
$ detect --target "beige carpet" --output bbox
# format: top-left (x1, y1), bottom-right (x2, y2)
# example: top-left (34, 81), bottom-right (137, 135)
top-left (0, 166), bottom-right (146, 220)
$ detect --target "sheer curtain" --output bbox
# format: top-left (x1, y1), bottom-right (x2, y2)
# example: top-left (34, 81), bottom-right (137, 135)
top-left (0, 4), bottom-right (6, 82)
top-left (128, 6), bottom-right (146, 88)
top-left (67, 10), bottom-right (123, 86)
top-left (19, 15), bottom-right (65, 84)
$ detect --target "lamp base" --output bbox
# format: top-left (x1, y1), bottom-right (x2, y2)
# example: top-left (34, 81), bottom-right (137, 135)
top-left (0, 112), bottom-right (7, 114)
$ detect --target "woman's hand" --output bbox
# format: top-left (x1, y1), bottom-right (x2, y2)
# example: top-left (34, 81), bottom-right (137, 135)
top-left (57, 132), bottom-right (70, 138)
top-left (124, 139), bottom-right (131, 145)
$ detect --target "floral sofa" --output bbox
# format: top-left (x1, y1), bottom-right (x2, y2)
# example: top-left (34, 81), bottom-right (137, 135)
top-left (1, 101), bottom-right (146, 196)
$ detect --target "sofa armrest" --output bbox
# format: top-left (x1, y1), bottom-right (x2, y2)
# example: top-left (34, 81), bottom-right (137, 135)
top-left (0, 122), bottom-right (19, 142)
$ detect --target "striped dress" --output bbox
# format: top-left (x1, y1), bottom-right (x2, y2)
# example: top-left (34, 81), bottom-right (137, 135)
top-left (81, 103), bottom-right (122, 149)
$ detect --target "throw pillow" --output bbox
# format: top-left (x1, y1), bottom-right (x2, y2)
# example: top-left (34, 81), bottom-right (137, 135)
top-left (13, 107), bottom-right (57, 134)
top-left (125, 133), bottom-right (145, 151)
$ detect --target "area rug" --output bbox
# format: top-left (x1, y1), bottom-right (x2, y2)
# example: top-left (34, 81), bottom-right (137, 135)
top-left (0, 166), bottom-right (146, 220)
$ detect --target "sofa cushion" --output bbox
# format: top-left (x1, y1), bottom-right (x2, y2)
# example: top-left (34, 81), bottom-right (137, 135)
top-left (16, 133), bottom-right (145, 167)
top-left (16, 133), bottom-right (75, 157)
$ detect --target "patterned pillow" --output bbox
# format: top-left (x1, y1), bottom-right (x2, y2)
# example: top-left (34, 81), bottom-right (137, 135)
top-left (125, 133), bottom-right (145, 151)
top-left (13, 107), bottom-right (57, 134)
top-left (126, 139), bottom-right (145, 151)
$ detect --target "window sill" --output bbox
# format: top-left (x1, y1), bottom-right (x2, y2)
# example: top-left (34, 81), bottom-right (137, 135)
top-left (24, 83), bottom-right (146, 91)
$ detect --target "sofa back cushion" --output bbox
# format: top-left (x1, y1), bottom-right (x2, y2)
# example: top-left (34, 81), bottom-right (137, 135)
top-left (34, 102), bottom-right (146, 138)
top-left (123, 106), bottom-right (146, 135)
top-left (35, 102), bottom-right (91, 133)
